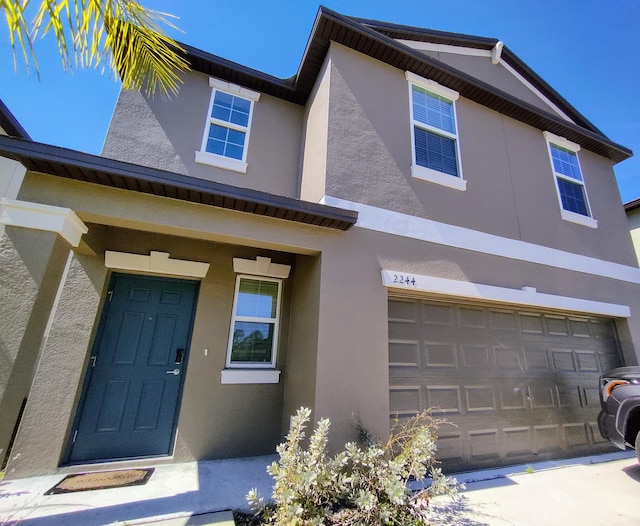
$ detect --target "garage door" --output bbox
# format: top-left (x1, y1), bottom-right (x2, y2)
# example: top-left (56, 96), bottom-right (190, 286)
top-left (388, 298), bottom-right (623, 472)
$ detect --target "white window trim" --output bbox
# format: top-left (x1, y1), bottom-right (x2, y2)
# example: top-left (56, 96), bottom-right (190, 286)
top-left (405, 71), bottom-right (465, 190)
top-left (223, 257), bottom-right (291, 384)
top-left (225, 273), bottom-right (283, 370)
top-left (195, 78), bottom-right (260, 174)
top-left (543, 131), bottom-right (597, 228)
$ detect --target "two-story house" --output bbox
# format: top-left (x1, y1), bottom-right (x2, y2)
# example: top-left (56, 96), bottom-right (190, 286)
top-left (1, 7), bottom-right (638, 479)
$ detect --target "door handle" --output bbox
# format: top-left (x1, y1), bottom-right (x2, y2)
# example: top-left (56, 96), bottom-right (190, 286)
top-left (166, 369), bottom-right (180, 376)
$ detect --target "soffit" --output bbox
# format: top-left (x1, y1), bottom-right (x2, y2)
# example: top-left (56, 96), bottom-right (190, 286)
top-left (0, 136), bottom-right (358, 231)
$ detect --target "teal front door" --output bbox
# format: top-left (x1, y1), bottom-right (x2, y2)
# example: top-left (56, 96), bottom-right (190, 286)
top-left (68, 273), bottom-right (199, 463)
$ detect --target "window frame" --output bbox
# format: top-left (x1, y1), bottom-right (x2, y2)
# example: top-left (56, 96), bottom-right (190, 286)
top-left (544, 131), bottom-right (597, 229)
top-left (406, 71), bottom-right (466, 191)
top-left (195, 77), bottom-right (260, 174)
top-left (225, 274), bottom-right (282, 369)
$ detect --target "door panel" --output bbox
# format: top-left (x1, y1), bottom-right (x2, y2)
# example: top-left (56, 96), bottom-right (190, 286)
top-left (388, 298), bottom-right (622, 471)
top-left (69, 274), bottom-right (198, 463)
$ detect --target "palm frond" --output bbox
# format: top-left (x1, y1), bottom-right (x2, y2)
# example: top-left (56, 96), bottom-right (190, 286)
top-left (2, 0), bottom-right (190, 97)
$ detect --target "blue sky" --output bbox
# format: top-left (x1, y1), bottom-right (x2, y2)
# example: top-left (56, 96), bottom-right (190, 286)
top-left (2, 0), bottom-right (639, 202)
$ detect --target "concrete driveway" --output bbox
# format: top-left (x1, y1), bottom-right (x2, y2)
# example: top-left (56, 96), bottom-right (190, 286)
top-left (429, 453), bottom-right (640, 525)
top-left (0, 452), bottom-right (637, 525)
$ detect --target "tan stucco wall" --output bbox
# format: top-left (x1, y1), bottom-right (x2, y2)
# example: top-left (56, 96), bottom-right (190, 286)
top-left (102, 71), bottom-right (304, 198)
top-left (323, 43), bottom-right (635, 267)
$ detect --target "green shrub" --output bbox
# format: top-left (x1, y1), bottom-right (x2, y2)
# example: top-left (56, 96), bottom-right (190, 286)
top-left (247, 407), bottom-right (459, 525)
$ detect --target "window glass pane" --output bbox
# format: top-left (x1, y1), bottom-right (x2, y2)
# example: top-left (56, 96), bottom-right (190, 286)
top-left (236, 279), bottom-right (278, 318)
top-left (412, 86), bottom-right (455, 134)
top-left (212, 91), bottom-right (233, 121)
top-left (227, 129), bottom-right (246, 147)
top-left (206, 124), bottom-right (245, 160)
top-left (231, 97), bottom-right (251, 127)
top-left (230, 321), bottom-right (274, 363)
top-left (225, 144), bottom-right (243, 160)
top-left (557, 177), bottom-right (589, 216)
top-left (212, 91), bottom-right (252, 129)
top-left (414, 127), bottom-right (458, 176)
top-left (551, 145), bottom-right (582, 181)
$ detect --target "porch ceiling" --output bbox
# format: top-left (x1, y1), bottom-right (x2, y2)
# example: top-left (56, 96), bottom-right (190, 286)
top-left (0, 135), bottom-right (358, 231)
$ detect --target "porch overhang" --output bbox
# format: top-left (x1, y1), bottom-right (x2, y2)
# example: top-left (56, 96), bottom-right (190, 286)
top-left (0, 135), bottom-right (358, 231)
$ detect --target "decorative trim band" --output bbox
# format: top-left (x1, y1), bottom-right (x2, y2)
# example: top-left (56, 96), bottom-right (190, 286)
top-left (381, 270), bottom-right (630, 318)
top-left (0, 198), bottom-right (87, 247)
top-left (105, 251), bottom-right (210, 278)
top-left (321, 196), bottom-right (640, 284)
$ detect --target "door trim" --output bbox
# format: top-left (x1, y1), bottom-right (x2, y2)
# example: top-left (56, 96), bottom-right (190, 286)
top-left (105, 250), bottom-right (210, 278)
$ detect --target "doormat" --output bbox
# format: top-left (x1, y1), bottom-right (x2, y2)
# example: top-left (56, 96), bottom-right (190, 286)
top-left (45, 467), bottom-right (155, 495)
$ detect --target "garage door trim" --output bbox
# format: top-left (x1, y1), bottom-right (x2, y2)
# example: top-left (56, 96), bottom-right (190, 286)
top-left (381, 270), bottom-right (630, 318)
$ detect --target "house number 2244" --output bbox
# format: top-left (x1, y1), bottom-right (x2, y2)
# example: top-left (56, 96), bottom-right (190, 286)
top-left (393, 274), bottom-right (416, 286)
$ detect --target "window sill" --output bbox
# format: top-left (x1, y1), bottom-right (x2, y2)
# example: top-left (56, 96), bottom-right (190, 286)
top-left (561, 209), bottom-right (598, 229)
top-left (220, 369), bottom-right (281, 384)
top-left (411, 165), bottom-right (467, 191)
top-left (195, 151), bottom-right (248, 174)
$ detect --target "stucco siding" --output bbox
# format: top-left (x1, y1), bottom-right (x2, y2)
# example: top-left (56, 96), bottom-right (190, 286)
top-left (428, 50), bottom-right (567, 118)
top-left (6, 253), bottom-right (107, 477)
top-left (102, 71), bottom-right (304, 198)
top-left (324, 43), bottom-right (634, 267)
top-left (299, 56), bottom-right (331, 202)
top-left (0, 228), bottom-right (70, 467)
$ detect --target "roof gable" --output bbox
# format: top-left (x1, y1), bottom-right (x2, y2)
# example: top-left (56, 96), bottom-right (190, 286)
top-left (180, 7), bottom-right (630, 164)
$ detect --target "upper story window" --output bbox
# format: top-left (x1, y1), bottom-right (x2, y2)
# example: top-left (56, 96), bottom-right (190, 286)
top-left (195, 78), bottom-right (260, 174)
top-left (544, 131), bottom-right (597, 229)
top-left (406, 71), bottom-right (466, 191)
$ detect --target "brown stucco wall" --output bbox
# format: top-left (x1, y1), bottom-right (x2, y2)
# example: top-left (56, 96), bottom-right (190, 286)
top-left (323, 43), bottom-right (635, 267)
top-left (0, 228), bottom-right (71, 467)
top-left (5, 253), bottom-right (107, 477)
top-left (102, 71), bottom-right (304, 198)
top-left (6, 168), bottom-right (640, 477)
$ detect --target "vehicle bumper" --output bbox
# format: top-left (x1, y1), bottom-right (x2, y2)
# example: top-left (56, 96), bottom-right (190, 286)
top-left (598, 410), bottom-right (627, 450)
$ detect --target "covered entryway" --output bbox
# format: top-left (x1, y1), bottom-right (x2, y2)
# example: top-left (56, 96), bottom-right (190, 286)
top-left (68, 273), bottom-right (199, 463)
top-left (388, 297), bottom-right (623, 471)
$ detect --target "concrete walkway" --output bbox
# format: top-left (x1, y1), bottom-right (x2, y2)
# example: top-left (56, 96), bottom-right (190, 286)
top-left (0, 451), bottom-right (637, 525)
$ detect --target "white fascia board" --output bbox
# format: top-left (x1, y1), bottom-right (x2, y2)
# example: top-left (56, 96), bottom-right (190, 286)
top-left (0, 198), bottom-right (88, 247)
top-left (397, 39), bottom-right (574, 123)
top-left (397, 40), bottom-right (492, 58)
top-left (105, 250), bottom-right (210, 278)
top-left (381, 270), bottom-right (630, 318)
top-left (321, 196), bottom-right (640, 285)
top-left (498, 61), bottom-right (574, 123)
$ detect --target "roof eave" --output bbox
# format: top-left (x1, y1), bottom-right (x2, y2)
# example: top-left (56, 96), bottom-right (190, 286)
top-left (0, 99), bottom-right (31, 140)
top-left (0, 135), bottom-right (358, 231)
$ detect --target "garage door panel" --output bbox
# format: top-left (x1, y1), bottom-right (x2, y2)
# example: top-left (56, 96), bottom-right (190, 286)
top-left (388, 298), bottom-right (622, 471)
top-left (424, 342), bottom-right (457, 367)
